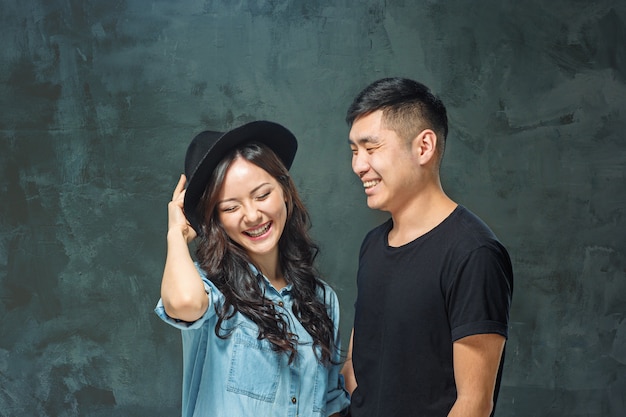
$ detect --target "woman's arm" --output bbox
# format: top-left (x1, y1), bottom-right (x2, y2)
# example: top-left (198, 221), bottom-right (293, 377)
top-left (160, 174), bottom-right (209, 322)
top-left (323, 288), bottom-right (351, 416)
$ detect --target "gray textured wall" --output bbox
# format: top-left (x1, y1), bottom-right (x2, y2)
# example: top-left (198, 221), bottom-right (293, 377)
top-left (1, 0), bottom-right (625, 416)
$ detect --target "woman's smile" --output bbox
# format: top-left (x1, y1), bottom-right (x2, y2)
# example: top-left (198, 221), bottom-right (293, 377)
top-left (244, 221), bottom-right (272, 238)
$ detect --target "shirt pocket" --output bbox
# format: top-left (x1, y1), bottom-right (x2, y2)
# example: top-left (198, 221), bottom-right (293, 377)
top-left (227, 332), bottom-right (281, 402)
top-left (312, 354), bottom-right (327, 413)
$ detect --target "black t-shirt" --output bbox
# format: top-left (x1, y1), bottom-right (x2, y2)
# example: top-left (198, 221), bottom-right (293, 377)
top-left (350, 206), bottom-right (513, 417)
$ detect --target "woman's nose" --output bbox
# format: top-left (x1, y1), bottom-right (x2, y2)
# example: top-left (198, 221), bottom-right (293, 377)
top-left (242, 203), bottom-right (261, 223)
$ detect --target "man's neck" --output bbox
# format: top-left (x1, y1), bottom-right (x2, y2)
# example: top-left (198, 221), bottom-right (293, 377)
top-left (387, 187), bottom-right (457, 247)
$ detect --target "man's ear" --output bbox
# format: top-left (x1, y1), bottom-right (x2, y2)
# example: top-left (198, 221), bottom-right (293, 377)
top-left (412, 129), bottom-right (438, 165)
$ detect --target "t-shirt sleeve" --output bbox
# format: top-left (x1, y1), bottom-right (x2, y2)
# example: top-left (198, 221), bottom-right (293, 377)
top-left (448, 244), bottom-right (513, 342)
top-left (154, 264), bottom-right (217, 331)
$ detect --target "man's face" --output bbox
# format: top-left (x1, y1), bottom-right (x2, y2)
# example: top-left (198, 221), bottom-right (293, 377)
top-left (348, 110), bottom-right (419, 214)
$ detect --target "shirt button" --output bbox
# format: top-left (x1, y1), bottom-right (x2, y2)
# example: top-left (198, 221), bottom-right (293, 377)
top-left (291, 396), bottom-right (297, 404)
top-left (278, 301), bottom-right (284, 307)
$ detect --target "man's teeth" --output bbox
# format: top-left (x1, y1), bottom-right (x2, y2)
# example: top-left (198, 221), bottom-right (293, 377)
top-left (245, 223), bottom-right (271, 237)
top-left (363, 180), bottom-right (379, 188)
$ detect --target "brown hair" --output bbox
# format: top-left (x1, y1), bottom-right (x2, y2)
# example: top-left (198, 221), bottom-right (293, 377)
top-left (195, 142), bottom-right (336, 364)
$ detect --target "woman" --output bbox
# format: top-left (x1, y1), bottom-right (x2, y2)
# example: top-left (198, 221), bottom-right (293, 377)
top-left (155, 121), bottom-right (350, 417)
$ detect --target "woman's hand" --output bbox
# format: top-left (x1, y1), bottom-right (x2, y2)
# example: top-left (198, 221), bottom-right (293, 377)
top-left (161, 174), bottom-right (208, 322)
top-left (168, 174), bottom-right (197, 243)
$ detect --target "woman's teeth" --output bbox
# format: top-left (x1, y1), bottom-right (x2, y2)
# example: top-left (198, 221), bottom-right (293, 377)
top-left (245, 222), bottom-right (271, 237)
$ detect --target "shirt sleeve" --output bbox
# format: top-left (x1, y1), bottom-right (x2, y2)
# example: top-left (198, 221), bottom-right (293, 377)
top-left (448, 244), bottom-right (514, 342)
top-left (322, 285), bottom-right (351, 415)
top-left (154, 264), bottom-right (218, 331)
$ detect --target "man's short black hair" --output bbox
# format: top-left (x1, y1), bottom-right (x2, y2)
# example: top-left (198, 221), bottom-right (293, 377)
top-left (346, 77), bottom-right (448, 145)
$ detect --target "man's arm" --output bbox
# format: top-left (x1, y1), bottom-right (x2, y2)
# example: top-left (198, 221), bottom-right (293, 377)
top-left (447, 333), bottom-right (506, 417)
top-left (341, 329), bottom-right (357, 395)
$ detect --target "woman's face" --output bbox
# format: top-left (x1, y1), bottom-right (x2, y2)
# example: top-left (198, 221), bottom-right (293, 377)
top-left (216, 157), bottom-right (287, 268)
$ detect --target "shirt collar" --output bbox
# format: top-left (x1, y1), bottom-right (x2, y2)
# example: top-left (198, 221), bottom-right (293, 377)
top-left (248, 263), bottom-right (293, 294)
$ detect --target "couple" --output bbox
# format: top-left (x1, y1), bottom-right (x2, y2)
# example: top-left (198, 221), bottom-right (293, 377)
top-left (155, 77), bottom-right (514, 417)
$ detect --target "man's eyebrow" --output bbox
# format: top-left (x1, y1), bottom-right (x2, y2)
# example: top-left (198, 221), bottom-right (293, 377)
top-left (348, 135), bottom-right (379, 145)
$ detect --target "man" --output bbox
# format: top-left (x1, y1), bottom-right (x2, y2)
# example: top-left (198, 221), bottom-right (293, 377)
top-left (341, 77), bottom-right (513, 417)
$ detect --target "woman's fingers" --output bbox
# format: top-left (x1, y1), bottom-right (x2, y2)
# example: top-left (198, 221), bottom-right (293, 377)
top-left (167, 174), bottom-right (197, 243)
top-left (172, 174), bottom-right (187, 201)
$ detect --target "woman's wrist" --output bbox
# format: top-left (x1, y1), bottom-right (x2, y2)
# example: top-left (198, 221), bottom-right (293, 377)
top-left (167, 226), bottom-right (189, 243)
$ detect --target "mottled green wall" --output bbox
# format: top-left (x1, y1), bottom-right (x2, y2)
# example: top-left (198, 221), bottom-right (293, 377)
top-left (1, 1), bottom-right (625, 416)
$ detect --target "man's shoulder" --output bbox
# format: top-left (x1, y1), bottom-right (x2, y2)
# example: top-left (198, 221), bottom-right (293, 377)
top-left (447, 207), bottom-right (512, 268)
top-left (449, 205), bottom-right (499, 240)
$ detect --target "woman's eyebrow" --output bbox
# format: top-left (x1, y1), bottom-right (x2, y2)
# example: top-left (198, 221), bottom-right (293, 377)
top-left (218, 182), bottom-right (271, 204)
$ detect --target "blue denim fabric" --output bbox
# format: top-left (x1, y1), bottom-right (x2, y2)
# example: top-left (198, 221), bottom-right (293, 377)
top-left (155, 264), bottom-right (350, 417)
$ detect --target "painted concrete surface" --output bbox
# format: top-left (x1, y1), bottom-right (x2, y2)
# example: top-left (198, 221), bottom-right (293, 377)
top-left (0, 1), bottom-right (624, 416)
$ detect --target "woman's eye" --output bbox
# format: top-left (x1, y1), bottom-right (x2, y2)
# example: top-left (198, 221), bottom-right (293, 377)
top-left (221, 205), bottom-right (237, 213)
top-left (256, 192), bottom-right (270, 200)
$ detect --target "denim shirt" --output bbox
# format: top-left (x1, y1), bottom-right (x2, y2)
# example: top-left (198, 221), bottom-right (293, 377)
top-left (155, 264), bottom-right (350, 417)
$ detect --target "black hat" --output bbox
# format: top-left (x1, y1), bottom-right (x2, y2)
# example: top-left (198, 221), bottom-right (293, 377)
top-left (183, 120), bottom-right (298, 235)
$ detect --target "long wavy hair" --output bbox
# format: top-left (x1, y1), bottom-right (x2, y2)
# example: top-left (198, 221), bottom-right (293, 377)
top-left (195, 142), bottom-right (336, 364)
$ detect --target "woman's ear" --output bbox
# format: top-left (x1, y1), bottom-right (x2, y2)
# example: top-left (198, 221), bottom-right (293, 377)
top-left (412, 129), bottom-right (438, 165)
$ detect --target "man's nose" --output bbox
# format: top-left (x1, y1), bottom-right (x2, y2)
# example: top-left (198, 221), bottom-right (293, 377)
top-left (352, 151), bottom-right (369, 177)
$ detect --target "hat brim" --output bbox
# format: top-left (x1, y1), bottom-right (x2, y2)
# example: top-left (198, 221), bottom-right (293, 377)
top-left (183, 120), bottom-right (297, 234)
